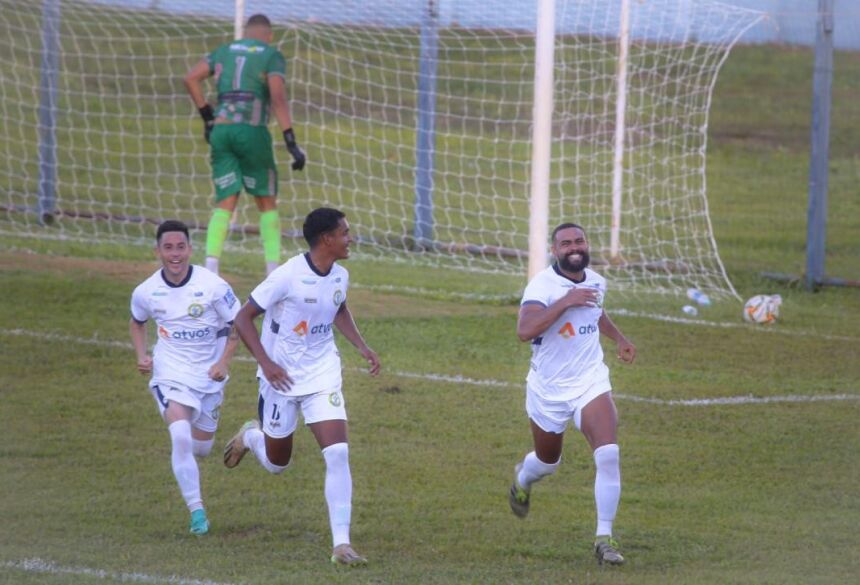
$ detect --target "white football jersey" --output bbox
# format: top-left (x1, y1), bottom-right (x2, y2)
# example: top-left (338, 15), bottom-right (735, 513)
top-left (249, 253), bottom-right (348, 396)
top-left (130, 265), bottom-right (240, 392)
top-left (521, 265), bottom-right (609, 400)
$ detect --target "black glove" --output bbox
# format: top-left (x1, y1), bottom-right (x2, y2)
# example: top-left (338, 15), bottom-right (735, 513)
top-left (283, 128), bottom-right (306, 171)
top-left (198, 104), bottom-right (215, 143)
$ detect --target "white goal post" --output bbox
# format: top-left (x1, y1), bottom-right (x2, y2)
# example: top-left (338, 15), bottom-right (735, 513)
top-left (0, 0), bottom-right (763, 298)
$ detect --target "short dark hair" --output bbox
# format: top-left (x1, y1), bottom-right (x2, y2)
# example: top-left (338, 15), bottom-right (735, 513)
top-left (303, 207), bottom-right (345, 247)
top-left (551, 222), bottom-right (585, 242)
top-left (156, 220), bottom-right (189, 243)
top-left (246, 14), bottom-right (272, 28)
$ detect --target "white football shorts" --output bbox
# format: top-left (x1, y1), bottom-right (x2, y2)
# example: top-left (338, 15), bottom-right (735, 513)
top-left (258, 380), bottom-right (347, 439)
top-left (149, 381), bottom-right (225, 433)
top-left (525, 372), bottom-right (612, 433)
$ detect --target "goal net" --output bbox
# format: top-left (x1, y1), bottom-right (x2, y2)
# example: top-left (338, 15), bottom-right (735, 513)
top-left (0, 0), bottom-right (762, 298)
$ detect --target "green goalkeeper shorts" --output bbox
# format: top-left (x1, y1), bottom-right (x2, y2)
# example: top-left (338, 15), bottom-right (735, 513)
top-left (209, 124), bottom-right (278, 201)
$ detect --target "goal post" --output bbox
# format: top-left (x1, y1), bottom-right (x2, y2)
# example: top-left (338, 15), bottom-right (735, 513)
top-left (609, 0), bottom-right (630, 262)
top-left (1, 0), bottom-right (764, 299)
top-left (527, 0), bottom-right (555, 280)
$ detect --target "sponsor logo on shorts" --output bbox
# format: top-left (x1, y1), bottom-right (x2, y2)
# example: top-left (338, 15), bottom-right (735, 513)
top-left (243, 176), bottom-right (256, 189)
top-left (211, 406), bottom-right (220, 421)
top-left (329, 392), bottom-right (342, 407)
top-left (215, 172), bottom-right (237, 189)
top-left (188, 303), bottom-right (204, 318)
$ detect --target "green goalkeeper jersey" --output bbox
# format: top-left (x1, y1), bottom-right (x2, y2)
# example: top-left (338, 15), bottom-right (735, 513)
top-left (206, 38), bottom-right (287, 126)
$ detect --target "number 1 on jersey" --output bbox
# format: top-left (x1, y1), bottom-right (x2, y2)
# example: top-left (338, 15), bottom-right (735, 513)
top-left (233, 56), bottom-right (246, 90)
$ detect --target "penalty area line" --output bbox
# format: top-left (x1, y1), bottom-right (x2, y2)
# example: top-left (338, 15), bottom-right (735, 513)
top-left (1, 558), bottom-right (240, 585)
top-left (3, 328), bottom-right (857, 407)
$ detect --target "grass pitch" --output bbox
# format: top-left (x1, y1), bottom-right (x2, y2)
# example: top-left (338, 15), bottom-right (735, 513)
top-left (0, 247), bottom-right (858, 584)
top-left (0, 13), bottom-right (859, 585)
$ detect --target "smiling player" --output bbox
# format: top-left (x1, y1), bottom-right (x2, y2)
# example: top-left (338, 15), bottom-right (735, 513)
top-left (508, 223), bottom-right (636, 565)
top-left (227, 207), bottom-right (380, 566)
top-left (129, 220), bottom-right (241, 535)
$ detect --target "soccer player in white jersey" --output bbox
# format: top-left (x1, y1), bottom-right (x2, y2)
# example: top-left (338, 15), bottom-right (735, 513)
top-left (226, 207), bottom-right (380, 566)
top-left (129, 220), bottom-right (241, 536)
top-left (509, 223), bottom-right (636, 565)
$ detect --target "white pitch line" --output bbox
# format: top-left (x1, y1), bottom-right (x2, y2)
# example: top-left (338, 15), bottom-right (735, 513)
top-left (3, 328), bottom-right (857, 407)
top-left (1, 558), bottom-right (241, 585)
top-left (609, 308), bottom-right (860, 342)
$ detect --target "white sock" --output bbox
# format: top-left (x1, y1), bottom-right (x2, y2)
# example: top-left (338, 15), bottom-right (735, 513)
top-left (192, 438), bottom-right (214, 458)
top-left (168, 420), bottom-right (202, 512)
top-left (245, 427), bottom-right (289, 474)
top-left (517, 451), bottom-right (560, 489)
top-left (593, 443), bottom-right (621, 536)
top-left (205, 256), bottom-right (219, 274)
top-left (322, 442), bottom-right (352, 547)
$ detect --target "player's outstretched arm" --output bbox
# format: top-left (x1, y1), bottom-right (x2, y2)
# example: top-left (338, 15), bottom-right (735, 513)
top-left (129, 318), bottom-right (153, 375)
top-left (183, 59), bottom-right (215, 143)
top-left (234, 300), bottom-right (294, 390)
top-left (598, 311), bottom-right (636, 364)
top-left (334, 303), bottom-right (380, 376)
top-left (268, 74), bottom-right (305, 171)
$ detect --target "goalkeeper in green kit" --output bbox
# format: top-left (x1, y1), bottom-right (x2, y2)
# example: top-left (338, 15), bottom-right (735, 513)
top-left (184, 14), bottom-right (305, 276)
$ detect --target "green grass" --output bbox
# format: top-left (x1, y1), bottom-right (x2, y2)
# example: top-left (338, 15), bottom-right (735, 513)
top-left (0, 252), bottom-right (858, 585)
top-left (1, 8), bottom-right (860, 584)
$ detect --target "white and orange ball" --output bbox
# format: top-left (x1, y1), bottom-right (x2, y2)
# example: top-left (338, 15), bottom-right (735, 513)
top-left (743, 294), bottom-right (782, 324)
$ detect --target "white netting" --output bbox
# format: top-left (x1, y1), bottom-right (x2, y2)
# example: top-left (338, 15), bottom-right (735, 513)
top-left (0, 0), bottom-right (762, 297)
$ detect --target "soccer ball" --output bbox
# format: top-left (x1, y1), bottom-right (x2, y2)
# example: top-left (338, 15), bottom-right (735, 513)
top-left (743, 294), bottom-right (782, 324)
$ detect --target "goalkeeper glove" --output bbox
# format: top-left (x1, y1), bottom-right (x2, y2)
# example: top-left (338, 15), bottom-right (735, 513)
top-left (198, 104), bottom-right (215, 143)
top-left (283, 128), bottom-right (306, 171)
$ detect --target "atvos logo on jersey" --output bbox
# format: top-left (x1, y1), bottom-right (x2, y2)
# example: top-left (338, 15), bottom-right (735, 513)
top-left (558, 322), bottom-right (598, 339)
top-left (159, 325), bottom-right (212, 340)
top-left (292, 320), bottom-right (333, 336)
top-left (310, 323), bottom-right (333, 335)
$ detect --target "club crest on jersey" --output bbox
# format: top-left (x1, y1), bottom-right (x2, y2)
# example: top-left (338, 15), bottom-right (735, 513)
top-left (558, 322), bottom-right (576, 339)
top-left (293, 321), bottom-right (309, 336)
top-left (333, 289), bottom-right (344, 305)
top-left (187, 303), bottom-right (204, 318)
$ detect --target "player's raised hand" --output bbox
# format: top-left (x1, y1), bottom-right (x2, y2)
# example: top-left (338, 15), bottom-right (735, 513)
top-left (361, 347), bottom-right (381, 376)
top-left (261, 358), bottom-right (293, 392)
top-left (137, 355), bottom-right (153, 375)
top-left (283, 128), bottom-right (306, 171)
